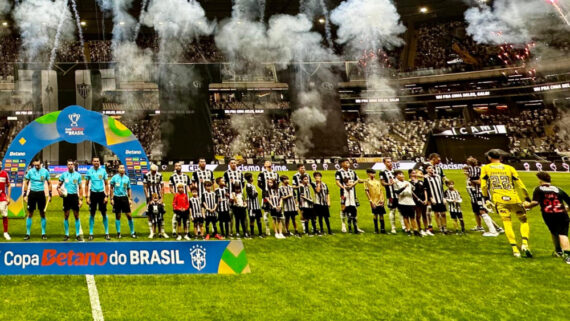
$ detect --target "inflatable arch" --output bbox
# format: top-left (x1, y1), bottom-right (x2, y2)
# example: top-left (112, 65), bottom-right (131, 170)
top-left (2, 105), bottom-right (150, 217)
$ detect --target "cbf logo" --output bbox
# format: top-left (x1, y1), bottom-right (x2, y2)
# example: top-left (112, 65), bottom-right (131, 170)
top-left (190, 245), bottom-right (206, 271)
top-left (65, 113), bottom-right (85, 136)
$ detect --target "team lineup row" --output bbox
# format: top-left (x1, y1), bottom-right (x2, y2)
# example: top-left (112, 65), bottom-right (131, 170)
top-left (0, 152), bottom-right (569, 263)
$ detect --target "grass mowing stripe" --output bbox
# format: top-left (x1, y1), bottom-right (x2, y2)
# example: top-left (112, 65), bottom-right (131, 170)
top-left (86, 274), bottom-right (104, 321)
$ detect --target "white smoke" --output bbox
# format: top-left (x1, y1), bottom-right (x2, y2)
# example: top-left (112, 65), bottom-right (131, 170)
top-left (229, 115), bottom-right (271, 156)
top-left (330, 0), bottom-right (405, 120)
top-left (113, 42), bottom-right (153, 81)
top-left (0, 0), bottom-right (10, 15)
top-left (13, 0), bottom-right (75, 61)
top-left (330, 0), bottom-right (405, 55)
top-left (267, 14), bottom-right (335, 66)
top-left (97, 0), bottom-right (137, 43)
top-left (143, 0), bottom-right (215, 62)
top-left (464, 0), bottom-right (564, 45)
top-left (291, 90), bottom-right (328, 156)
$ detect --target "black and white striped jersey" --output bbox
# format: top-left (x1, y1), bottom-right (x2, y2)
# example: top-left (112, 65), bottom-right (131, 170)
top-left (380, 169), bottom-right (396, 199)
top-left (202, 191), bottom-right (217, 216)
top-left (245, 183), bottom-right (261, 211)
top-left (279, 185), bottom-right (296, 212)
top-left (189, 197), bottom-right (203, 219)
top-left (467, 165), bottom-right (481, 181)
top-left (224, 169), bottom-right (244, 194)
top-left (169, 172), bottom-right (191, 195)
top-left (414, 162), bottom-right (445, 179)
top-left (192, 169), bottom-right (214, 198)
top-left (143, 172), bottom-right (163, 198)
top-left (335, 168), bottom-right (358, 203)
top-left (215, 187), bottom-right (230, 212)
top-left (466, 182), bottom-right (484, 205)
top-left (292, 172), bottom-right (313, 190)
top-left (266, 188), bottom-right (281, 209)
top-left (425, 175), bottom-right (445, 205)
top-left (257, 170), bottom-right (280, 194)
top-left (444, 189), bottom-right (462, 213)
top-left (298, 184), bottom-right (314, 209)
top-left (312, 182), bottom-right (329, 206)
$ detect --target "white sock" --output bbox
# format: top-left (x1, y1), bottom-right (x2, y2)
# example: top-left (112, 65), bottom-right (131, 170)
top-left (482, 214), bottom-right (497, 233)
top-left (148, 221), bottom-right (153, 233)
top-left (389, 210), bottom-right (396, 230)
top-left (172, 215), bottom-right (177, 234)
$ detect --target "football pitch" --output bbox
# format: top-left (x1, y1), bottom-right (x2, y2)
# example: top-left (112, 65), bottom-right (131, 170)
top-left (1, 170), bottom-right (569, 320)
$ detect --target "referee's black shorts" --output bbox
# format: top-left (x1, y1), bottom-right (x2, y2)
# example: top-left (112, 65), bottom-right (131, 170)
top-left (27, 191), bottom-right (46, 213)
top-left (89, 191), bottom-right (107, 215)
top-left (63, 194), bottom-right (80, 212)
top-left (113, 196), bottom-right (131, 214)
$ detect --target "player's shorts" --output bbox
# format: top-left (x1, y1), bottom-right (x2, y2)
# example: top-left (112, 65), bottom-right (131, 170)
top-left (314, 204), bottom-right (330, 218)
top-left (398, 205), bottom-right (416, 218)
top-left (345, 206), bottom-right (357, 219)
top-left (175, 210), bottom-right (189, 224)
top-left (372, 206), bottom-right (386, 215)
top-left (218, 211), bottom-right (231, 223)
top-left (89, 191), bottom-right (107, 214)
top-left (63, 194), bottom-right (79, 212)
top-left (205, 216), bottom-right (217, 226)
top-left (27, 191), bottom-right (47, 213)
top-left (284, 210), bottom-right (297, 219)
top-left (271, 209), bottom-right (284, 220)
top-left (148, 211), bottom-right (164, 224)
top-left (193, 217), bottom-right (204, 224)
top-left (113, 196), bottom-right (131, 214)
top-left (450, 211), bottom-right (463, 220)
top-left (301, 208), bottom-right (314, 220)
top-left (248, 209), bottom-right (262, 219)
top-left (495, 203), bottom-right (526, 220)
top-left (0, 201), bottom-right (8, 217)
top-left (542, 213), bottom-right (570, 236)
top-left (388, 198), bottom-right (398, 209)
top-left (431, 203), bottom-right (447, 213)
top-left (471, 202), bottom-right (483, 214)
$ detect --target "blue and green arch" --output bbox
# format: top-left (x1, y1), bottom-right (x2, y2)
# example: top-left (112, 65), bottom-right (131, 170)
top-left (2, 105), bottom-right (150, 217)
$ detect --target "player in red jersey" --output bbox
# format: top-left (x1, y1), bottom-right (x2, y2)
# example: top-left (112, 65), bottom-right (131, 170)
top-left (0, 165), bottom-right (12, 240)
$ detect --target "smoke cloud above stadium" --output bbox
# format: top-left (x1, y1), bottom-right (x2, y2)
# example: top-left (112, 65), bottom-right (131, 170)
top-left (464, 0), bottom-right (568, 45)
top-left (13, 0), bottom-right (75, 61)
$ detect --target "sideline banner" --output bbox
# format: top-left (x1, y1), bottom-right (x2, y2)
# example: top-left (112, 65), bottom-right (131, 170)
top-left (0, 241), bottom-right (250, 275)
top-left (2, 105), bottom-right (150, 217)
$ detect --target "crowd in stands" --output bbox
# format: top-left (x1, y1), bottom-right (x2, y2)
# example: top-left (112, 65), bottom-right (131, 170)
top-left (0, 119), bottom-right (27, 159)
top-left (413, 21), bottom-right (536, 73)
top-left (118, 117), bottom-right (162, 160)
top-left (212, 117), bottom-right (296, 158)
top-left (343, 108), bottom-right (565, 160)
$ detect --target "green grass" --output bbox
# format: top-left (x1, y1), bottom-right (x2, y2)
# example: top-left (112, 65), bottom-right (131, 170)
top-left (1, 170), bottom-right (569, 320)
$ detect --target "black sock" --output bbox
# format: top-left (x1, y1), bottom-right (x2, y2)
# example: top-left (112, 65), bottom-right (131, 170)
top-left (219, 222), bottom-right (225, 236)
top-left (241, 219), bottom-right (247, 235)
top-left (257, 220), bottom-right (262, 235)
top-left (311, 219), bottom-right (317, 233)
top-left (325, 217), bottom-right (332, 233)
top-left (304, 221), bottom-right (309, 233)
top-left (380, 218), bottom-right (385, 231)
top-left (460, 219), bottom-right (465, 232)
top-left (373, 217), bottom-right (379, 232)
top-left (318, 216), bottom-right (324, 233)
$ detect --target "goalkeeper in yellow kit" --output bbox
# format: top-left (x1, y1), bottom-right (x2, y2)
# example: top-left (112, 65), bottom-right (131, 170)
top-left (481, 149), bottom-right (532, 258)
